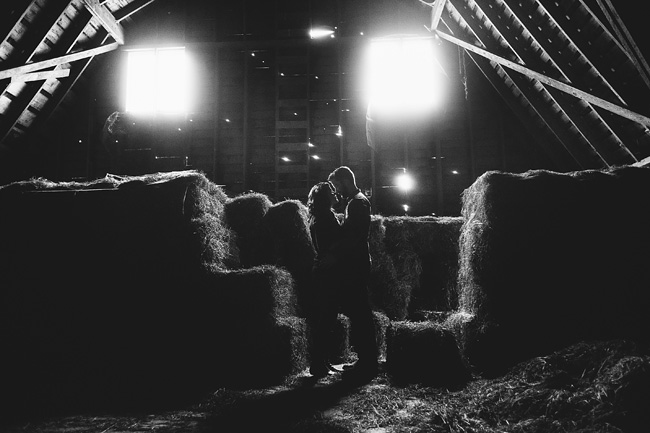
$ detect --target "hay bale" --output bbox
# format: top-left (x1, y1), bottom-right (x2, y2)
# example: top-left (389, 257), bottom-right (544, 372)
top-left (202, 265), bottom-right (297, 323)
top-left (367, 215), bottom-right (462, 319)
top-left (223, 191), bottom-right (274, 267)
top-left (368, 215), bottom-right (410, 320)
top-left (386, 320), bottom-right (470, 387)
top-left (373, 310), bottom-right (391, 361)
top-left (455, 166), bottom-right (650, 376)
top-left (208, 315), bottom-right (310, 389)
top-left (0, 171), bottom-right (239, 411)
top-left (260, 199), bottom-right (316, 317)
top-left (382, 216), bottom-right (463, 313)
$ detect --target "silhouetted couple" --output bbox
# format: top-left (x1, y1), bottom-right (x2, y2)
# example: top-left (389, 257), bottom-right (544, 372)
top-left (307, 166), bottom-right (378, 383)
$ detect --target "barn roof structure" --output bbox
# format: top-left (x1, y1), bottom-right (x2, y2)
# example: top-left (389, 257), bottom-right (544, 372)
top-left (1, 0), bottom-right (649, 179)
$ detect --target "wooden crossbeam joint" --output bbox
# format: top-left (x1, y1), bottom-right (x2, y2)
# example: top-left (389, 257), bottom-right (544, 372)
top-left (82, 0), bottom-right (125, 44)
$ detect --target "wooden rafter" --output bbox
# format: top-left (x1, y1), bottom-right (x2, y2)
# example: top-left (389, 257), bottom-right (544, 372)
top-left (11, 69), bottom-right (71, 82)
top-left (0, 43), bottom-right (119, 81)
top-left (444, 1), bottom-right (600, 169)
top-left (82, 0), bottom-right (125, 44)
top-left (472, 0), bottom-right (633, 166)
top-left (14, 0), bottom-right (158, 144)
top-left (436, 29), bottom-right (650, 129)
top-left (593, 0), bottom-right (650, 91)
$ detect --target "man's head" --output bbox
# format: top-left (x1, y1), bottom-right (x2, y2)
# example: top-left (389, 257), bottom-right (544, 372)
top-left (327, 166), bottom-right (357, 197)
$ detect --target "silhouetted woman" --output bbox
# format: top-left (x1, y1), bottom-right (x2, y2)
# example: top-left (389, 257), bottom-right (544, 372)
top-left (306, 181), bottom-right (343, 377)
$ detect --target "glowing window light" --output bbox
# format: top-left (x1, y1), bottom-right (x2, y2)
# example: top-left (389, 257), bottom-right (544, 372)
top-left (395, 172), bottom-right (415, 192)
top-left (125, 47), bottom-right (188, 115)
top-left (364, 36), bottom-right (443, 116)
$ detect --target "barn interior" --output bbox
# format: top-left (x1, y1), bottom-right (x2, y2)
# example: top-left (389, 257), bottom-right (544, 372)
top-left (1, 1), bottom-right (650, 432)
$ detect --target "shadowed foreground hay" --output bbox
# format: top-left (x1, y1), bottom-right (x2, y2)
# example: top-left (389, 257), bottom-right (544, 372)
top-left (386, 320), bottom-right (470, 387)
top-left (455, 166), bottom-right (650, 376)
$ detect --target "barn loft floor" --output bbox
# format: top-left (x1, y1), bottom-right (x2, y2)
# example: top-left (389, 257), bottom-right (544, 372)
top-left (1, 339), bottom-right (648, 433)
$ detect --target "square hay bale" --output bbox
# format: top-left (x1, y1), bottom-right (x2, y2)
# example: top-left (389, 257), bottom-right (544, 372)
top-left (383, 216), bottom-right (463, 313)
top-left (368, 215), bottom-right (410, 320)
top-left (201, 265), bottom-right (297, 323)
top-left (368, 215), bottom-right (463, 320)
top-left (386, 320), bottom-right (469, 387)
top-left (455, 166), bottom-right (650, 376)
top-left (373, 310), bottom-right (391, 361)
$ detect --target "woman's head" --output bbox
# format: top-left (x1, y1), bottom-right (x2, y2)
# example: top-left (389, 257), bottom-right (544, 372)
top-left (308, 181), bottom-right (336, 215)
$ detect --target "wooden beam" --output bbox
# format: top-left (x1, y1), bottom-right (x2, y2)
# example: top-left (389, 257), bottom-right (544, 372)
top-left (11, 68), bottom-right (70, 82)
top-left (435, 29), bottom-right (650, 129)
top-left (430, 0), bottom-right (447, 31)
top-left (82, 0), bottom-right (125, 44)
top-left (0, 42), bottom-right (119, 80)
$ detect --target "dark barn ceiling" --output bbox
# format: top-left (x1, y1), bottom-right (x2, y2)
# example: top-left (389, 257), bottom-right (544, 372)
top-left (1, 0), bottom-right (649, 186)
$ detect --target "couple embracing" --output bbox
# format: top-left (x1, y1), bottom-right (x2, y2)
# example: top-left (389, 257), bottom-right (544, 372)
top-left (306, 166), bottom-right (379, 383)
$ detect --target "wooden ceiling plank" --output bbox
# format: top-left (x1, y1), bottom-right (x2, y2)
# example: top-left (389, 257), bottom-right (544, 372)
top-left (0, 0), bottom-right (36, 49)
top-left (439, 4), bottom-right (582, 170)
top-left (81, 0), bottom-right (124, 44)
top-left (444, 0), bottom-right (604, 169)
top-left (474, 0), bottom-right (634, 166)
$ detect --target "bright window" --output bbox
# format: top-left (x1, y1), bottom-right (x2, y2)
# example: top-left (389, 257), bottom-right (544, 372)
top-left (125, 47), bottom-right (188, 115)
top-left (364, 36), bottom-right (444, 117)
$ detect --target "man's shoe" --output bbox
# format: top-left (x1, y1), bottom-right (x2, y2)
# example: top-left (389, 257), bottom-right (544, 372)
top-left (327, 363), bottom-right (343, 373)
top-left (309, 363), bottom-right (330, 378)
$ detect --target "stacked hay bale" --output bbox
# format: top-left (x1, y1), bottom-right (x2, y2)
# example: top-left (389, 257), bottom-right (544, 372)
top-left (223, 192), bottom-right (274, 267)
top-left (199, 265), bottom-right (308, 388)
top-left (382, 216), bottom-right (463, 313)
top-left (368, 215), bottom-right (462, 320)
top-left (368, 215), bottom-right (409, 319)
top-left (451, 166), bottom-right (650, 377)
top-left (0, 171), bottom-right (310, 415)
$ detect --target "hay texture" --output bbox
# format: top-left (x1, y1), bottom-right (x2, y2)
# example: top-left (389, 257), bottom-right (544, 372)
top-left (386, 320), bottom-right (470, 387)
top-left (368, 215), bottom-right (410, 320)
top-left (455, 166), bottom-right (650, 376)
top-left (259, 199), bottom-right (316, 317)
top-left (368, 215), bottom-right (462, 319)
top-left (223, 191), bottom-right (274, 267)
top-left (382, 216), bottom-right (463, 312)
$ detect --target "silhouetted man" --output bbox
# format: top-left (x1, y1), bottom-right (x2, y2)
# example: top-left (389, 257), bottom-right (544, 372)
top-left (327, 166), bottom-right (379, 382)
